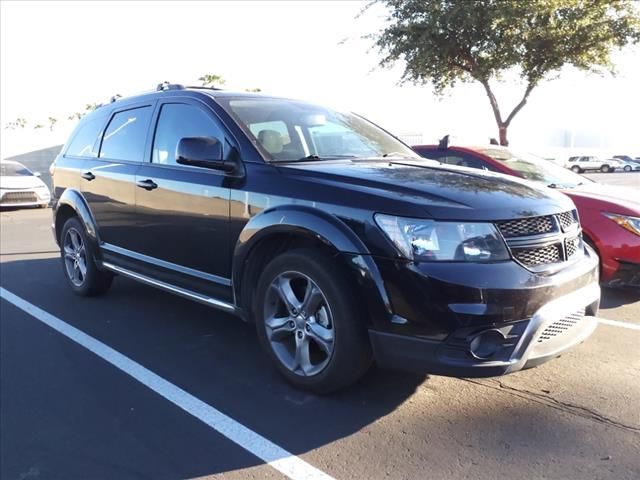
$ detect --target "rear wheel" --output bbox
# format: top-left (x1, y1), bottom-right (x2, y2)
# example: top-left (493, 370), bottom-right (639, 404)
top-left (600, 164), bottom-right (611, 173)
top-left (255, 249), bottom-right (372, 393)
top-left (624, 165), bottom-right (632, 172)
top-left (60, 217), bottom-right (113, 296)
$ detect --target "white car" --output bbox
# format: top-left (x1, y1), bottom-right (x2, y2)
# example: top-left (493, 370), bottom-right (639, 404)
top-left (0, 160), bottom-right (51, 208)
top-left (565, 155), bottom-right (615, 173)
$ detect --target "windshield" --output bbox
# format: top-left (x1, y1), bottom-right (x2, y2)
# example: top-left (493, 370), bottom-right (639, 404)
top-left (0, 163), bottom-right (32, 177)
top-left (219, 97), bottom-right (418, 162)
top-left (479, 148), bottom-right (587, 188)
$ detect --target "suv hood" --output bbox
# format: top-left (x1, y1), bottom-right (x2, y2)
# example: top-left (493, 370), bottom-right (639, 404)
top-left (280, 159), bottom-right (575, 221)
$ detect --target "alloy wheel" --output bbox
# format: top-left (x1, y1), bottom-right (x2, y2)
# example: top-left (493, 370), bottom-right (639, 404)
top-left (263, 271), bottom-right (334, 377)
top-left (63, 227), bottom-right (87, 287)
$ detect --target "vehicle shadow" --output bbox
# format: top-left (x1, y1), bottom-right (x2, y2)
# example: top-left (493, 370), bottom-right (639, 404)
top-left (1, 256), bottom-right (427, 479)
top-left (2, 257), bottom-right (637, 479)
top-left (600, 286), bottom-right (640, 309)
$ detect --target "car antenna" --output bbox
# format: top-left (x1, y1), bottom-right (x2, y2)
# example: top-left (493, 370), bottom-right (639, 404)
top-left (438, 134), bottom-right (450, 150)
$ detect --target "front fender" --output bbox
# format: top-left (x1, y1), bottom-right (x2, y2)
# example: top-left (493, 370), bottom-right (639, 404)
top-left (233, 205), bottom-right (393, 324)
top-left (54, 188), bottom-right (100, 250)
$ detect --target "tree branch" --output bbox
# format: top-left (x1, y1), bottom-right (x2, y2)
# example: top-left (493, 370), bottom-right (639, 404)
top-left (480, 79), bottom-right (503, 126)
top-left (504, 83), bottom-right (535, 127)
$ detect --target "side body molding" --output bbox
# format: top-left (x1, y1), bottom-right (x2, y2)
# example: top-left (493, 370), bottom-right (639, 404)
top-left (232, 205), bottom-right (393, 326)
top-left (54, 188), bottom-right (100, 251)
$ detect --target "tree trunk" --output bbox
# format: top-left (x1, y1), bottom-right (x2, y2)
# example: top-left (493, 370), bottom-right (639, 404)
top-left (498, 125), bottom-right (508, 146)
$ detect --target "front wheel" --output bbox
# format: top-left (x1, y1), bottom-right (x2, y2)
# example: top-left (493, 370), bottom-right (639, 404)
top-left (255, 249), bottom-right (372, 393)
top-left (571, 166), bottom-right (581, 173)
top-left (60, 217), bottom-right (113, 296)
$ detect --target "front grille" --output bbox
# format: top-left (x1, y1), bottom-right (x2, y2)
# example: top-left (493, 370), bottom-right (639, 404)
top-left (565, 236), bottom-right (581, 258)
top-left (1, 192), bottom-right (38, 204)
top-left (512, 244), bottom-right (561, 266)
top-left (497, 216), bottom-right (556, 238)
top-left (558, 210), bottom-right (578, 232)
top-left (537, 309), bottom-right (585, 343)
top-left (496, 210), bottom-right (582, 269)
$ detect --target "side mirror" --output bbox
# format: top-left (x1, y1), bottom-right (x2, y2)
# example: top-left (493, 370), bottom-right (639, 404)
top-left (33, 171), bottom-right (41, 177)
top-left (176, 137), bottom-right (235, 172)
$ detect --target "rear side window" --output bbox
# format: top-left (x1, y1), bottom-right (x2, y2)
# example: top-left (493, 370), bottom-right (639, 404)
top-left (152, 103), bottom-right (226, 165)
top-left (65, 117), bottom-right (104, 157)
top-left (100, 106), bottom-right (152, 162)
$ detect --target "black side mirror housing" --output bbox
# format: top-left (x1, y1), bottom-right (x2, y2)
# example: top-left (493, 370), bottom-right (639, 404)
top-left (176, 137), bottom-right (235, 172)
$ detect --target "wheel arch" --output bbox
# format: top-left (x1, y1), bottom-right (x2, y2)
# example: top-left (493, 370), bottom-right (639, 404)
top-left (232, 205), bottom-right (393, 325)
top-left (54, 189), bottom-right (100, 251)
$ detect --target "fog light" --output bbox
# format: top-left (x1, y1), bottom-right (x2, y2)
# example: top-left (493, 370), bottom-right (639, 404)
top-left (469, 329), bottom-right (506, 360)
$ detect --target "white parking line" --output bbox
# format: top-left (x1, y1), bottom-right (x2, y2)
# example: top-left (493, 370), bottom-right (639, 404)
top-left (0, 287), bottom-right (334, 480)
top-left (595, 317), bottom-right (640, 331)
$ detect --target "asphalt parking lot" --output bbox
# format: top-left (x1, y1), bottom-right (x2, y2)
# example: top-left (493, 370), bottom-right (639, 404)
top-left (1, 179), bottom-right (639, 479)
top-left (582, 171), bottom-right (640, 189)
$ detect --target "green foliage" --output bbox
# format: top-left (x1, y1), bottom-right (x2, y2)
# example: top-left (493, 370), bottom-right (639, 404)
top-left (370, 0), bottom-right (640, 144)
top-left (4, 118), bottom-right (27, 130)
top-left (199, 74), bottom-right (226, 87)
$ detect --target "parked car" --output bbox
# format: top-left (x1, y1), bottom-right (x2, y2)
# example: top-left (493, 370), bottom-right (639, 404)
top-left (413, 143), bottom-right (640, 288)
top-left (565, 156), bottom-right (615, 173)
top-left (51, 85), bottom-right (600, 392)
top-left (0, 160), bottom-right (51, 208)
top-left (610, 158), bottom-right (640, 172)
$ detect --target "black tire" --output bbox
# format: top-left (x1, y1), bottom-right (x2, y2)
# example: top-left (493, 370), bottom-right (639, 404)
top-left (60, 216), bottom-right (113, 296)
top-left (624, 165), bottom-right (631, 172)
top-left (254, 248), bottom-right (372, 393)
top-left (600, 164), bottom-right (611, 173)
top-left (570, 166), bottom-right (581, 173)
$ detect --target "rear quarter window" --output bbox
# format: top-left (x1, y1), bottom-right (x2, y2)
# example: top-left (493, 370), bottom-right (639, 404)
top-left (65, 116), bottom-right (106, 157)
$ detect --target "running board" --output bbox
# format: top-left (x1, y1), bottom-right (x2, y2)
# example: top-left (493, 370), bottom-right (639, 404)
top-left (102, 261), bottom-right (237, 314)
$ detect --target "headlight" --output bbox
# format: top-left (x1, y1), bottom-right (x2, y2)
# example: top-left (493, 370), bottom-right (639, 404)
top-left (603, 212), bottom-right (640, 237)
top-left (374, 214), bottom-right (510, 262)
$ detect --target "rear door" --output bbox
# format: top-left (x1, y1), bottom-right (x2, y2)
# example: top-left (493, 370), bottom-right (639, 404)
top-left (132, 98), bottom-right (233, 299)
top-left (82, 102), bottom-right (155, 250)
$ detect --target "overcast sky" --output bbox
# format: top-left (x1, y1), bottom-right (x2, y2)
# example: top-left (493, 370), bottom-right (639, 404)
top-left (2, 0), bottom-right (639, 158)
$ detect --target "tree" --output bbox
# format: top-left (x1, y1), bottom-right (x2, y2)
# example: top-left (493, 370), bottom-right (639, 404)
top-left (369, 0), bottom-right (640, 145)
top-left (198, 74), bottom-right (226, 88)
top-left (4, 118), bottom-right (27, 130)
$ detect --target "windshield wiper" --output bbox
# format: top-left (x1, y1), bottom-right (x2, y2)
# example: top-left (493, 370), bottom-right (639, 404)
top-left (382, 152), bottom-right (417, 159)
top-left (271, 154), bottom-right (357, 163)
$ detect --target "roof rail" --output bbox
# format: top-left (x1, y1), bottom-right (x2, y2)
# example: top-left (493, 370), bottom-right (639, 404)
top-left (156, 81), bottom-right (185, 92)
top-left (438, 134), bottom-right (450, 150)
top-left (185, 85), bottom-right (223, 91)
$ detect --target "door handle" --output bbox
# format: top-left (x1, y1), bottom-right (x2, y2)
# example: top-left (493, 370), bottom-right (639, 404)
top-left (136, 179), bottom-right (158, 191)
top-left (81, 171), bottom-right (95, 181)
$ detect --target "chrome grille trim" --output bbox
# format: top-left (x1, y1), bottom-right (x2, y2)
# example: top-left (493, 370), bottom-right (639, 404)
top-left (496, 215), bottom-right (557, 238)
top-left (495, 210), bottom-right (583, 270)
top-left (512, 244), bottom-right (561, 266)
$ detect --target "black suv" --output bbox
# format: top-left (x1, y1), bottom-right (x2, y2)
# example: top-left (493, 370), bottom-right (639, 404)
top-left (51, 84), bottom-right (600, 392)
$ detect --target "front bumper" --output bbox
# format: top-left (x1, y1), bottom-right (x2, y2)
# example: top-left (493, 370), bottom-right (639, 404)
top-left (370, 282), bottom-right (600, 377)
top-left (0, 188), bottom-right (50, 207)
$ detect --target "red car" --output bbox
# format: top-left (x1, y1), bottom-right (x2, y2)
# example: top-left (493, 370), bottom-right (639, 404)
top-left (413, 143), bottom-right (640, 288)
